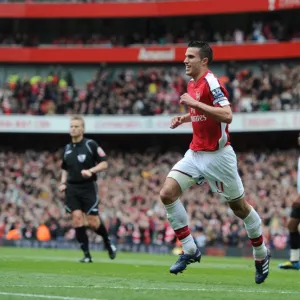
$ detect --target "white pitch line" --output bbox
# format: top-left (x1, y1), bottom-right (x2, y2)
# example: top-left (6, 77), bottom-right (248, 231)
top-left (0, 292), bottom-right (104, 300)
top-left (0, 255), bottom-right (249, 269)
top-left (1, 285), bottom-right (299, 295)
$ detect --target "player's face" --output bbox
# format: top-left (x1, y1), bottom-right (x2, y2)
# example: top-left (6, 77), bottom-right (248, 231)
top-left (70, 120), bottom-right (84, 138)
top-left (184, 47), bottom-right (207, 77)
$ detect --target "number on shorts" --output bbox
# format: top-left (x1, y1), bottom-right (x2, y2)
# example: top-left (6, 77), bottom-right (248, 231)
top-left (215, 181), bottom-right (224, 193)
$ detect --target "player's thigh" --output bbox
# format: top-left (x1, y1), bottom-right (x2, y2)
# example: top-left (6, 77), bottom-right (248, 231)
top-left (71, 210), bottom-right (85, 227)
top-left (81, 182), bottom-right (99, 216)
top-left (65, 186), bottom-right (82, 214)
top-left (205, 146), bottom-right (244, 202)
top-left (167, 149), bottom-right (204, 194)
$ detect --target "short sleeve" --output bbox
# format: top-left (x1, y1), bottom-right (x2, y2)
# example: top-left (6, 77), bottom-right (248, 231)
top-left (88, 140), bottom-right (107, 164)
top-left (205, 73), bottom-right (230, 107)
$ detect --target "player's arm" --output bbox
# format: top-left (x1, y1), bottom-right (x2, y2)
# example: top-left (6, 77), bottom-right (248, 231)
top-left (195, 102), bottom-right (232, 124)
top-left (181, 113), bottom-right (191, 123)
top-left (88, 141), bottom-right (108, 174)
top-left (180, 93), bottom-right (232, 124)
top-left (200, 79), bottom-right (232, 124)
top-left (90, 160), bottom-right (108, 174)
top-left (170, 113), bottom-right (191, 129)
top-left (60, 170), bottom-right (67, 185)
top-left (59, 154), bottom-right (68, 192)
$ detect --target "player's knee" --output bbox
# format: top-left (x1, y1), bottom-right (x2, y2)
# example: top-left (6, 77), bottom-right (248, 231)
top-left (72, 210), bottom-right (84, 227)
top-left (87, 215), bottom-right (100, 230)
top-left (229, 198), bottom-right (251, 219)
top-left (159, 188), bottom-right (172, 205)
top-left (160, 184), bottom-right (180, 205)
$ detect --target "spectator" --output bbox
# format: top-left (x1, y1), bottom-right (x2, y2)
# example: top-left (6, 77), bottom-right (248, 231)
top-left (1, 63), bottom-right (300, 115)
top-left (0, 148), bottom-right (297, 249)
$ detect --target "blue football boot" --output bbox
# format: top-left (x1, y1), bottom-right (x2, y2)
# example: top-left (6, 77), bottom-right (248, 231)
top-left (255, 249), bottom-right (271, 284)
top-left (170, 248), bottom-right (201, 274)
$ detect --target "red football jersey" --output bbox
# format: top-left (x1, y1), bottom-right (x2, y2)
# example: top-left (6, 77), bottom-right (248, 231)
top-left (188, 70), bottom-right (231, 151)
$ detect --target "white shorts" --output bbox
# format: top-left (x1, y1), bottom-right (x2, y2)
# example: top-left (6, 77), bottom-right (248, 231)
top-left (168, 145), bottom-right (244, 202)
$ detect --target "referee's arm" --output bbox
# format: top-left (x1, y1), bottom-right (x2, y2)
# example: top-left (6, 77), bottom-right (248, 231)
top-left (61, 169), bottom-right (68, 184)
top-left (89, 141), bottom-right (108, 174)
top-left (90, 160), bottom-right (108, 174)
top-left (59, 153), bottom-right (68, 192)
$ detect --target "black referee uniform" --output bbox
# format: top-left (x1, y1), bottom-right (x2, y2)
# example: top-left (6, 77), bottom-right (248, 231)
top-left (62, 138), bottom-right (106, 215)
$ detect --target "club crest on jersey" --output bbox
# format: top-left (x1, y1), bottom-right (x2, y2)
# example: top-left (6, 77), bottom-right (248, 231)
top-left (77, 154), bottom-right (86, 162)
top-left (196, 91), bottom-right (201, 101)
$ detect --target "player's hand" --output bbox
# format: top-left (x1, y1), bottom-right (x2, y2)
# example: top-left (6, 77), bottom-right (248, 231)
top-left (81, 169), bottom-right (92, 178)
top-left (59, 184), bottom-right (67, 193)
top-left (170, 116), bottom-right (185, 129)
top-left (180, 93), bottom-right (198, 108)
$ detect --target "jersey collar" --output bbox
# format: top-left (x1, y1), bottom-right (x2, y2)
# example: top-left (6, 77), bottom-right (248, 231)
top-left (72, 137), bottom-right (85, 146)
top-left (194, 69), bottom-right (210, 86)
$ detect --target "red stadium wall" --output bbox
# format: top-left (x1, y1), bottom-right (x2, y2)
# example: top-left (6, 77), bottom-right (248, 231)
top-left (0, 0), bottom-right (299, 18)
top-left (0, 42), bottom-right (299, 63)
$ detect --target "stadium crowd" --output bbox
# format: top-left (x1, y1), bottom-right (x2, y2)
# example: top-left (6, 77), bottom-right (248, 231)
top-left (0, 19), bottom-right (297, 47)
top-left (0, 147), bottom-right (297, 250)
top-left (1, 62), bottom-right (300, 115)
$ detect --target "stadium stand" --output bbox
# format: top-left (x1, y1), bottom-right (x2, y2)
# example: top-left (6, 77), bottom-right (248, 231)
top-left (1, 62), bottom-right (300, 115)
top-left (0, 146), bottom-right (297, 250)
top-left (0, 19), bottom-right (299, 46)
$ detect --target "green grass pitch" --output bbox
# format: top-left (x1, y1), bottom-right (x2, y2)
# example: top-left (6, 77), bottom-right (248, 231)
top-left (0, 247), bottom-right (299, 300)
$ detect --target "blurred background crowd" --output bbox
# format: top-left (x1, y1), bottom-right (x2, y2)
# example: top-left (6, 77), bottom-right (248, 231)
top-left (1, 62), bottom-right (300, 115)
top-left (0, 20), bottom-right (299, 47)
top-left (0, 147), bottom-right (297, 250)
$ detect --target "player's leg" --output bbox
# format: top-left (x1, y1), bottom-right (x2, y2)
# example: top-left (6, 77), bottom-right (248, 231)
top-left (65, 186), bottom-right (92, 262)
top-left (228, 198), bottom-right (270, 284)
top-left (87, 214), bottom-right (117, 260)
top-left (278, 198), bottom-right (300, 270)
top-left (204, 146), bottom-right (269, 284)
top-left (73, 210), bottom-right (93, 263)
top-left (160, 150), bottom-right (203, 274)
top-left (84, 183), bottom-right (117, 260)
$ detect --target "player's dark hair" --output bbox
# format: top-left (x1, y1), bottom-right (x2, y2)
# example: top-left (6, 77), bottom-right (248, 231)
top-left (188, 41), bottom-right (213, 65)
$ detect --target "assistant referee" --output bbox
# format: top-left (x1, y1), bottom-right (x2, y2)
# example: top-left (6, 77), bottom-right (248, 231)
top-left (59, 116), bottom-right (116, 262)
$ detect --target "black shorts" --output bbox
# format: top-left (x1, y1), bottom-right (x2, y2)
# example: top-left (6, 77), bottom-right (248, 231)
top-left (65, 182), bottom-right (99, 215)
top-left (291, 203), bottom-right (300, 219)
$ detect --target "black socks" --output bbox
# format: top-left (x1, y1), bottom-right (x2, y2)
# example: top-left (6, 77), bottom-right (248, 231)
top-left (94, 222), bottom-right (111, 246)
top-left (290, 231), bottom-right (300, 250)
top-left (75, 226), bottom-right (91, 258)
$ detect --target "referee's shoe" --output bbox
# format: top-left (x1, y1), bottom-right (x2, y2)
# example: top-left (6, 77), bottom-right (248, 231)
top-left (80, 256), bottom-right (93, 263)
top-left (106, 242), bottom-right (117, 260)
